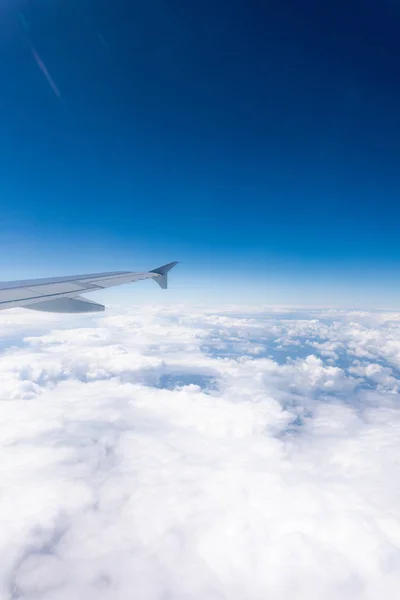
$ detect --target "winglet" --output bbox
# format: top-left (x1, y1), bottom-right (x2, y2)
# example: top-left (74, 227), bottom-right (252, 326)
top-left (150, 261), bottom-right (178, 289)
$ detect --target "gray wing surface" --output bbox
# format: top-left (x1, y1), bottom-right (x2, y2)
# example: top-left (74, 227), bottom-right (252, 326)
top-left (0, 261), bottom-right (177, 313)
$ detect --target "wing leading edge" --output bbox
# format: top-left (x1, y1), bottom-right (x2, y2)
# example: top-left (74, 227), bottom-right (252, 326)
top-left (0, 261), bottom-right (178, 313)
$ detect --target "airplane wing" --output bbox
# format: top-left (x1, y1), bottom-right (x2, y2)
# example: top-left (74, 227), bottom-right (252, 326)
top-left (0, 261), bottom-right (178, 313)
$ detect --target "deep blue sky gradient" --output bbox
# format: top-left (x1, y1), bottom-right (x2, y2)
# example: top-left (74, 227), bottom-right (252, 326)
top-left (1, 0), bottom-right (400, 304)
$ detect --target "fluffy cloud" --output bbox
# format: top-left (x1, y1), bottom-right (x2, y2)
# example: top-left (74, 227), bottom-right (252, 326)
top-left (1, 305), bottom-right (400, 599)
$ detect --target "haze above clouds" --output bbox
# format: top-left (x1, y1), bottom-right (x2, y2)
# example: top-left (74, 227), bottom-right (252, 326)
top-left (1, 305), bottom-right (400, 599)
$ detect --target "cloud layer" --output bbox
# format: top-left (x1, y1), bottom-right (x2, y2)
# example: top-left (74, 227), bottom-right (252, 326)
top-left (1, 305), bottom-right (400, 599)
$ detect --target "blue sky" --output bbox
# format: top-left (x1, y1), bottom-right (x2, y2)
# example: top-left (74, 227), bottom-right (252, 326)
top-left (1, 0), bottom-right (400, 305)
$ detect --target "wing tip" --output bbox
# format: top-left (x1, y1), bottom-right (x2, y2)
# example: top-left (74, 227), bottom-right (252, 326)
top-left (150, 261), bottom-right (178, 289)
top-left (150, 261), bottom-right (178, 275)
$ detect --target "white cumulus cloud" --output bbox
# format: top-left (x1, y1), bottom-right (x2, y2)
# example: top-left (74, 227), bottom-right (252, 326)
top-left (0, 305), bottom-right (400, 599)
